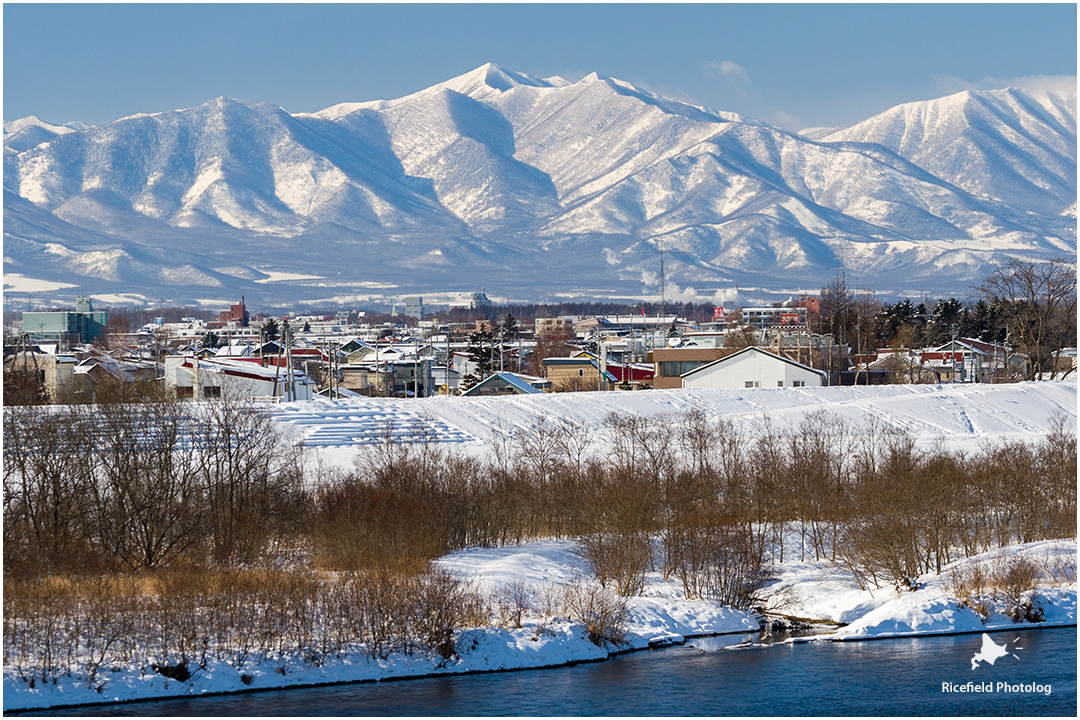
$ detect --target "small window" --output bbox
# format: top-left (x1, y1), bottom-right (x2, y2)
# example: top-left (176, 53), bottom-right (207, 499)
top-left (777, 380), bottom-right (784, 387)
top-left (745, 380), bottom-right (758, 388)
top-left (578, 368), bottom-right (584, 377)
top-left (793, 380), bottom-right (805, 387)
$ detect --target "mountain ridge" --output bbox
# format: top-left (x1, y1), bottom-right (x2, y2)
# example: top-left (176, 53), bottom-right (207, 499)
top-left (4, 64), bottom-right (1075, 308)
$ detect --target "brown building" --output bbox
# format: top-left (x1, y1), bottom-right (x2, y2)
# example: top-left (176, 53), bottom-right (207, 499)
top-left (534, 317), bottom-right (576, 336)
top-left (213, 297), bottom-right (250, 327)
top-left (651, 347), bottom-right (731, 389)
top-left (543, 356), bottom-right (617, 391)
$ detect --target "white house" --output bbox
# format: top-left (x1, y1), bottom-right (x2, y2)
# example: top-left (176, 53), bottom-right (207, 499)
top-left (681, 346), bottom-right (825, 389)
top-left (164, 356), bottom-right (314, 401)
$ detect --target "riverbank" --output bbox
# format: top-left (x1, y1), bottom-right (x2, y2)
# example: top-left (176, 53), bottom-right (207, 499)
top-left (6, 538), bottom-right (1075, 713)
top-left (764, 539), bottom-right (1077, 641)
top-left (3, 553), bottom-right (755, 714)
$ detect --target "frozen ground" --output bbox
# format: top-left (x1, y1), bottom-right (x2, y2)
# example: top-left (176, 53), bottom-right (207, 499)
top-left (275, 380), bottom-right (1077, 467)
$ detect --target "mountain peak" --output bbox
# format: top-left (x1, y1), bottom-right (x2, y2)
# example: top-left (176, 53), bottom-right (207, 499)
top-left (3, 115), bottom-right (80, 136)
top-left (439, 62), bottom-right (557, 97)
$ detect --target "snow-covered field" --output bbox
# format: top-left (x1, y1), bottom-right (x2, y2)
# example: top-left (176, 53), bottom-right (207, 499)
top-left (4, 381), bottom-right (1076, 712)
top-left (275, 380), bottom-right (1077, 466)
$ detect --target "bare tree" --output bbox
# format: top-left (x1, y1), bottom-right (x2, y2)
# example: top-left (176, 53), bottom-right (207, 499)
top-left (979, 258), bottom-right (1077, 380)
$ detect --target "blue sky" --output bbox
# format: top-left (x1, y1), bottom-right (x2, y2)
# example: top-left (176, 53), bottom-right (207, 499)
top-left (4, 4), bottom-right (1076, 130)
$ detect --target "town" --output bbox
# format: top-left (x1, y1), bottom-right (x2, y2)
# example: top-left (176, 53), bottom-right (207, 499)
top-left (4, 262), bottom-right (1076, 405)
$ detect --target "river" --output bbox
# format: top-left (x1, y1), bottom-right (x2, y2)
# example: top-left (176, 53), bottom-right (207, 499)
top-left (22, 628), bottom-right (1076, 716)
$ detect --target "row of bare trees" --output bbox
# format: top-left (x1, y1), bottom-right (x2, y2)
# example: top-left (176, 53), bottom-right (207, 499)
top-left (3, 397), bottom-right (305, 575)
top-left (3, 565), bottom-right (487, 688)
top-left (6, 401), bottom-right (1074, 588)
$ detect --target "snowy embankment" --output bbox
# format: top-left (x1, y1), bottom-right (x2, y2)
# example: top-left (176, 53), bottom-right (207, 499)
top-left (4, 538), bottom-right (1073, 712)
top-left (5, 382), bottom-right (1075, 712)
top-left (275, 380), bottom-right (1077, 464)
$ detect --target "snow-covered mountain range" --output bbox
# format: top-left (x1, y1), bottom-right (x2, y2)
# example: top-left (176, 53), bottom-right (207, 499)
top-left (4, 63), bottom-right (1075, 309)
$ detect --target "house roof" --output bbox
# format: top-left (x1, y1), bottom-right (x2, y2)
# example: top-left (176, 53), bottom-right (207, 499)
top-left (681, 346), bottom-right (827, 379)
top-left (182, 357), bottom-right (310, 383)
top-left (461, 372), bottom-right (544, 396)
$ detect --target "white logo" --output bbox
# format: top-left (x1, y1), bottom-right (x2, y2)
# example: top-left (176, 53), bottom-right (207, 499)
top-left (971, 633), bottom-right (1023, 670)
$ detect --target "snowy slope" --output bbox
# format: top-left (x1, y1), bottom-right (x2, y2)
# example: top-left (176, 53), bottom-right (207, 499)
top-left (820, 88), bottom-right (1077, 216)
top-left (274, 380), bottom-right (1077, 468)
top-left (3, 65), bottom-right (1076, 307)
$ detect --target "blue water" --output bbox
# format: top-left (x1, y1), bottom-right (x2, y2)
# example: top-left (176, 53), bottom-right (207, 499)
top-left (23, 628), bottom-right (1077, 716)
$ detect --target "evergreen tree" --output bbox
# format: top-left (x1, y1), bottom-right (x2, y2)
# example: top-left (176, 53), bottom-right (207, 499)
top-left (502, 313), bottom-right (518, 340)
top-left (461, 329), bottom-right (495, 391)
top-left (261, 318), bottom-right (280, 343)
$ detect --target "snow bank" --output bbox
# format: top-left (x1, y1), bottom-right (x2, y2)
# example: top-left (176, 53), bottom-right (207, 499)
top-left (775, 540), bottom-right (1078, 642)
top-left (437, 539), bottom-right (759, 650)
top-left (2, 621), bottom-right (610, 713)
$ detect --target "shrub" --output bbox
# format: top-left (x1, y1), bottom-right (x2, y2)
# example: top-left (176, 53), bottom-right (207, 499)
top-left (560, 579), bottom-right (630, 647)
top-left (991, 557), bottom-right (1042, 622)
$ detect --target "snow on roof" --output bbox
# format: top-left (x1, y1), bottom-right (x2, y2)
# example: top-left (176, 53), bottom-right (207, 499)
top-left (186, 357), bottom-right (309, 382)
top-left (461, 372), bottom-right (544, 396)
top-left (682, 346), bottom-right (827, 379)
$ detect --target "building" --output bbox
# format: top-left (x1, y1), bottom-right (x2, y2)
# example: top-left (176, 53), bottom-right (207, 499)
top-left (680, 346), bottom-right (826, 389)
top-left (542, 356), bottom-right (618, 391)
top-left (403, 296), bottom-right (424, 320)
top-left (932, 338), bottom-right (1010, 383)
top-left (460, 372), bottom-right (548, 397)
top-left (863, 351), bottom-right (941, 384)
top-left (534, 317), bottom-right (577, 336)
top-left (651, 347), bottom-right (730, 389)
top-left (738, 307), bottom-right (808, 329)
top-left (213, 297), bottom-right (250, 327)
top-left (164, 356), bottom-right (314, 401)
top-left (22, 298), bottom-right (108, 349)
top-left (574, 315), bottom-right (688, 335)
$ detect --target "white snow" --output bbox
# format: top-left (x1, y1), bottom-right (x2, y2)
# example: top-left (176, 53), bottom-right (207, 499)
top-left (255, 270), bottom-right (325, 283)
top-left (275, 380), bottom-right (1076, 466)
top-left (780, 540), bottom-right (1077, 642)
top-left (2, 273), bottom-right (77, 292)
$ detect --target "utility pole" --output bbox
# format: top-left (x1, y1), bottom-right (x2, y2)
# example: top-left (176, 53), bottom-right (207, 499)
top-left (950, 323), bottom-right (958, 383)
top-left (600, 337), bottom-right (608, 391)
top-left (284, 319), bottom-right (295, 402)
top-left (659, 242), bottom-right (666, 323)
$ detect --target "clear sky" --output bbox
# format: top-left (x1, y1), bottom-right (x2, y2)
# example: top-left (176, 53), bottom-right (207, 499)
top-left (4, 3), bottom-right (1076, 131)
